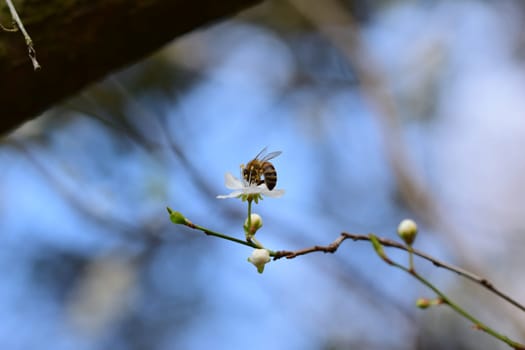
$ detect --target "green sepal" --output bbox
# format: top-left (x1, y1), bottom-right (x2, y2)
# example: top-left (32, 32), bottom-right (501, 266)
top-left (369, 234), bottom-right (392, 264)
top-left (240, 194), bottom-right (263, 203)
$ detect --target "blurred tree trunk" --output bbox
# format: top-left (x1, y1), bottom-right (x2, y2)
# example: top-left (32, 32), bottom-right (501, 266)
top-left (0, 0), bottom-right (261, 135)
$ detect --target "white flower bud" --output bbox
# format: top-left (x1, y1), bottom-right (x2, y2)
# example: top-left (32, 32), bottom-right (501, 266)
top-left (397, 219), bottom-right (418, 246)
top-left (247, 249), bottom-right (271, 273)
top-left (244, 213), bottom-right (263, 235)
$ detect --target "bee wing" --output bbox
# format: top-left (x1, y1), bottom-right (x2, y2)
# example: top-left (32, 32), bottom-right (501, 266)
top-left (253, 147), bottom-right (282, 161)
top-left (260, 150), bottom-right (282, 162)
top-left (253, 146), bottom-right (268, 160)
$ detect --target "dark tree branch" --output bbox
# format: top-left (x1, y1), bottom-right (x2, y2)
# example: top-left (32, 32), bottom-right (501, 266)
top-left (0, 0), bottom-right (262, 135)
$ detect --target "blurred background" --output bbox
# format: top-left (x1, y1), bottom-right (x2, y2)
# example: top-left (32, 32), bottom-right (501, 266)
top-left (1, 0), bottom-right (525, 349)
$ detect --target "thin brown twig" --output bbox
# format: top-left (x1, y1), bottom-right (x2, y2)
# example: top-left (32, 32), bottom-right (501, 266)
top-left (273, 232), bottom-right (525, 313)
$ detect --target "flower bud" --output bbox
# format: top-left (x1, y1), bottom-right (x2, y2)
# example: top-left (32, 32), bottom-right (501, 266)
top-left (247, 249), bottom-right (271, 273)
top-left (244, 213), bottom-right (263, 235)
top-left (416, 297), bottom-right (443, 309)
top-left (416, 298), bottom-right (431, 309)
top-left (167, 207), bottom-right (187, 225)
top-left (397, 219), bottom-right (418, 246)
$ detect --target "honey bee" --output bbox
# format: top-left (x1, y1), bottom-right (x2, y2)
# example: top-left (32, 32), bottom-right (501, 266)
top-left (242, 147), bottom-right (281, 190)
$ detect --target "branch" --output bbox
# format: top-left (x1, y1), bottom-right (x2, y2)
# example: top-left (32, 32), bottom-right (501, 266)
top-left (166, 208), bottom-right (259, 249)
top-left (274, 232), bottom-right (525, 313)
top-left (167, 204), bottom-right (525, 346)
top-left (0, 0), bottom-right (262, 135)
top-left (367, 234), bottom-right (525, 350)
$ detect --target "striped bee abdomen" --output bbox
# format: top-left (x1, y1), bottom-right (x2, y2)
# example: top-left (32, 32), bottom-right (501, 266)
top-left (262, 161), bottom-right (277, 190)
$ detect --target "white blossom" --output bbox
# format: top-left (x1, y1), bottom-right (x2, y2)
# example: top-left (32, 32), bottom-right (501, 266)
top-left (216, 172), bottom-right (284, 199)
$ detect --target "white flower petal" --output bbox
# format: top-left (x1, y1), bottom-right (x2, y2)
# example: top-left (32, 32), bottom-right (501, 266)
top-left (224, 172), bottom-right (243, 190)
top-left (244, 186), bottom-right (263, 194)
top-left (263, 189), bottom-right (285, 198)
top-left (216, 190), bottom-right (243, 199)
